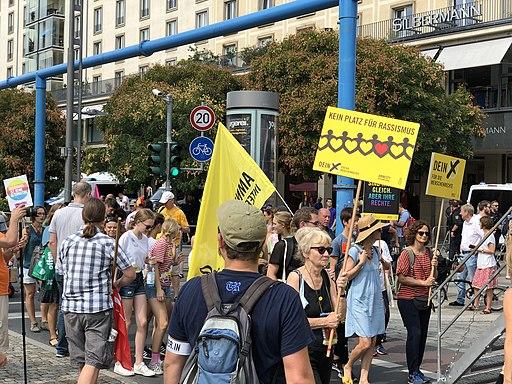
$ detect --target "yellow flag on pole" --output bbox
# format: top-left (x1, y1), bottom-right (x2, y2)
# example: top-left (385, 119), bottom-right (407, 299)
top-left (187, 123), bottom-right (276, 279)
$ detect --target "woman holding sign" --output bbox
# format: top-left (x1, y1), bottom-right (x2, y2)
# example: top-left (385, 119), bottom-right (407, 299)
top-left (343, 215), bottom-right (390, 384)
top-left (396, 221), bottom-right (438, 384)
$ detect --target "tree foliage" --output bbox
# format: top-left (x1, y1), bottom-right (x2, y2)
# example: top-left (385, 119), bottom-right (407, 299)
top-left (0, 89), bottom-right (65, 196)
top-left (83, 61), bottom-right (244, 193)
top-left (244, 30), bottom-right (484, 180)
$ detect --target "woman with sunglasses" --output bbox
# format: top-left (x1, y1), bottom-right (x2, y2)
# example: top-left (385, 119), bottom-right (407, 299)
top-left (343, 215), bottom-right (389, 384)
top-left (396, 220), bottom-right (438, 384)
top-left (21, 206), bottom-right (46, 333)
top-left (117, 208), bottom-right (156, 377)
top-left (287, 227), bottom-right (343, 384)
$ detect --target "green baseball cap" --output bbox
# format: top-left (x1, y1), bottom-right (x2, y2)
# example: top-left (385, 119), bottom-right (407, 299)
top-left (217, 200), bottom-right (267, 252)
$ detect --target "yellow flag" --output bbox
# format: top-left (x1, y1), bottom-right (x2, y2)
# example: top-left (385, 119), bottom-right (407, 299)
top-left (188, 123), bottom-right (276, 279)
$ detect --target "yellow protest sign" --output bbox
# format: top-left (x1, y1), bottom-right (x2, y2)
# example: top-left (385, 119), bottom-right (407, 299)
top-left (425, 153), bottom-right (466, 200)
top-left (313, 107), bottom-right (420, 190)
top-left (188, 123), bottom-right (276, 279)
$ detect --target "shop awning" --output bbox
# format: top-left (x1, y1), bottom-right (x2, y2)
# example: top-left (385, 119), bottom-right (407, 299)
top-left (420, 48), bottom-right (440, 60)
top-left (61, 104), bottom-right (105, 120)
top-left (435, 37), bottom-right (512, 71)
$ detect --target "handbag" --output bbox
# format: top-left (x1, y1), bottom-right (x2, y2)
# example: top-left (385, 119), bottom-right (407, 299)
top-left (28, 245), bottom-right (43, 278)
top-left (29, 247), bottom-right (54, 282)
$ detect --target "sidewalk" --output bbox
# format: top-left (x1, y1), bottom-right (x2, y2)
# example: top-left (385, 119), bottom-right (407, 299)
top-left (0, 330), bottom-right (138, 384)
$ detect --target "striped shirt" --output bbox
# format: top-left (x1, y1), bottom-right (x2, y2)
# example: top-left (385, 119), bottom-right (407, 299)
top-left (149, 237), bottom-right (177, 288)
top-left (396, 248), bottom-right (432, 299)
top-left (59, 229), bottom-right (132, 314)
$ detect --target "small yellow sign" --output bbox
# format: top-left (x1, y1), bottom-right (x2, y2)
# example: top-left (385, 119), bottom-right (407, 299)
top-left (313, 107), bottom-right (420, 189)
top-left (425, 153), bottom-right (466, 200)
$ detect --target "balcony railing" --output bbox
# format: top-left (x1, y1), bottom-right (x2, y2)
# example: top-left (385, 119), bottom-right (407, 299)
top-left (359, 0), bottom-right (512, 41)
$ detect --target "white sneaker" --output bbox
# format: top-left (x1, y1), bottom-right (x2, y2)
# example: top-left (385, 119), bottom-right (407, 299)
top-left (133, 362), bottom-right (156, 377)
top-left (147, 361), bottom-right (163, 375)
top-left (114, 362), bottom-right (135, 377)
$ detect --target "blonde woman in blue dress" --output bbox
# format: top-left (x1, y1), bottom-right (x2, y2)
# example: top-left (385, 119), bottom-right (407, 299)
top-left (342, 215), bottom-right (390, 384)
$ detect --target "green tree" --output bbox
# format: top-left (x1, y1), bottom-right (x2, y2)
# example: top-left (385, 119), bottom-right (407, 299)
top-left (83, 61), bottom-right (244, 193)
top-left (245, 31), bottom-right (484, 180)
top-left (0, 89), bottom-right (65, 196)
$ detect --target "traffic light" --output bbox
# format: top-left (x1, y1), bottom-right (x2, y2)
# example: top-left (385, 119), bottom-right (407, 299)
top-left (169, 141), bottom-right (182, 177)
top-left (147, 142), bottom-right (164, 177)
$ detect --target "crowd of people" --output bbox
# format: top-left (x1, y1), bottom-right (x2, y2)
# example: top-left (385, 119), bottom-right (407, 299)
top-left (0, 185), bottom-right (511, 384)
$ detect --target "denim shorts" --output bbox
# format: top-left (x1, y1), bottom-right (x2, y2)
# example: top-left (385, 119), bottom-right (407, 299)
top-left (146, 285), bottom-right (174, 300)
top-left (119, 272), bottom-right (146, 299)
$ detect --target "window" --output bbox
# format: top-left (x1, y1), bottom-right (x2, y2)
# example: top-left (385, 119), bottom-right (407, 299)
top-left (7, 40), bottom-right (13, 61)
top-left (224, 0), bottom-right (237, 20)
top-left (93, 40), bottom-right (102, 55)
top-left (74, 48), bottom-right (80, 61)
top-left (259, 0), bottom-right (273, 10)
top-left (140, 0), bottom-right (150, 19)
top-left (166, 58), bottom-right (177, 66)
top-left (166, 19), bottom-right (178, 36)
top-left (221, 43), bottom-right (237, 66)
top-left (7, 67), bottom-right (13, 78)
top-left (139, 65), bottom-right (149, 76)
top-left (393, 4), bottom-right (413, 37)
top-left (23, 6), bottom-right (26, 27)
top-left (8, 12), bottom-right (14, 34)
top-left (167, 0), bottom-right (177, 11)
top-left (74, 15), bottom-right (81, 39)
top-left (196, 10), bottom-right (208, 28)
top-left (140, 27), bottom-right (150, 42)
top-left (115, 34), bottom-right (125, 49)
top-left (9, 0), bottom-right (14, 7)
top-left (114, 70), bottom-right (124, 87)
top-left (257, 35), bottom-right (273, 47)
top-left (92, 75), bottom-right (102, 94)
top-left (116, 0), bottom-right (125, 26)
top-left (94, 7), bottom-right (103, 33)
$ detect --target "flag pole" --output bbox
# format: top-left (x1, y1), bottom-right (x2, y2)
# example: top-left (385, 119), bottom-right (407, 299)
top-left (428, 199), bottom-right (444, 305)
top-left (326, 179), bottom-right (362, 357)
top-left (274, 189), bottom-right (293, 214)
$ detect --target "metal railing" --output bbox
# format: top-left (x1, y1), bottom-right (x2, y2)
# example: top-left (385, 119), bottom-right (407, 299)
top-left (432, 205), bottom-right (512, 381)
top-left (359, 0), bottom-right (512, 42)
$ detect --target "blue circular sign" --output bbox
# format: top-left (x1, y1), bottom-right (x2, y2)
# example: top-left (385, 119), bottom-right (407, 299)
top-left (189, 136), bottom-right (214, 162)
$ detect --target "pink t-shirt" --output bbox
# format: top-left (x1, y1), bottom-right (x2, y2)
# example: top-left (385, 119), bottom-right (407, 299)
top-left (149, 238), bottom-right (177, 288)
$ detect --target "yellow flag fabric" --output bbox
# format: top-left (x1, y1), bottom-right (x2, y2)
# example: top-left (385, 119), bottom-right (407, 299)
top-left (187, 123), bottom-right (276, 279)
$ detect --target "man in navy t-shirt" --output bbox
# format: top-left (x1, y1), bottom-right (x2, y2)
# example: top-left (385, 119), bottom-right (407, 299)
top-left (163, 200), bottom-right (315, 384)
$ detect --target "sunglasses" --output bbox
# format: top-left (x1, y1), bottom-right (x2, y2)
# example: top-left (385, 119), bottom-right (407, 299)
top-left (311, 246), bottom-right (333, 255)
top-left (417, 231), bottom-right (430, 237)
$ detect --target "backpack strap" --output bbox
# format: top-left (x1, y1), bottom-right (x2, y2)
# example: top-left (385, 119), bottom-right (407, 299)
top-left (239, 276), bottom-right (276, 314)
top-left (200, 272), bottom-right (222, 312)
top-left (405, 246), bottom-right (415, 277)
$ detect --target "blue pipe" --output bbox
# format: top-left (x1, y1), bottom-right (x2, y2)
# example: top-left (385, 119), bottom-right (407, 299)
top-left (335, 0), bottom-right (357, 234)
top-left (0, 0), bottom-right (340, 204)
top-left (34, 76), bottom-right (46, 206)
top-left (0, 0), bottom-right (338, 89)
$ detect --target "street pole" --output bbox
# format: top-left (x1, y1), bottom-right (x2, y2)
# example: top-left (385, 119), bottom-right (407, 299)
top-left (64, 0), bottom-right (76, 203)
top-left (165, 95), bottom-right (173, 190)
top-left (335, 0), bottom-right (357, 234)
top-left (76, 0), bottom-right (84, 181)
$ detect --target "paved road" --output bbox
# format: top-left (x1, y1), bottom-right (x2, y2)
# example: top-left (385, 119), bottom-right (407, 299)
top-left (5, 271), bottom-right (507, 383)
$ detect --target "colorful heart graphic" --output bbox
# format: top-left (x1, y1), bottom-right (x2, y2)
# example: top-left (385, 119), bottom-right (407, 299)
top-left (374, 143), bottom-right (389, 157)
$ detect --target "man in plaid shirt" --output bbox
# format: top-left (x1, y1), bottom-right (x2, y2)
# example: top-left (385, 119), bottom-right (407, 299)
top-left (59, 198), bottom-right (135, 384)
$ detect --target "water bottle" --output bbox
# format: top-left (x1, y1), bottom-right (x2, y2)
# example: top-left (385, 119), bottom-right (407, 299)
top-left (146, 264), bottom-right (155, 287)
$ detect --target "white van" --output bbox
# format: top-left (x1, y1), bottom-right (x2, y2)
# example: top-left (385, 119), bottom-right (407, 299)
top-left (467, 183), bottom-right (512, 213)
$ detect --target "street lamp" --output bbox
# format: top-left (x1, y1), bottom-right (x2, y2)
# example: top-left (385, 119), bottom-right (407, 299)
top-left (152, 88), bottom-right (173, 190)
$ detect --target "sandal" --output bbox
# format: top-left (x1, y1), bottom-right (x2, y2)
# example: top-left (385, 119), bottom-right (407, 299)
top-left (342, 377), bottom-right (353, 384)
top-left (49, 338), bottom-right (58, 347)
top-left (482, 309), bottom-right (492, 314)
top-left (40, 321), bottom-right (49, 331)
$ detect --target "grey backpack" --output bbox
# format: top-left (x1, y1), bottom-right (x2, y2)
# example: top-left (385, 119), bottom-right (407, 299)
top-left (180, 272), bottom-right (275, 384)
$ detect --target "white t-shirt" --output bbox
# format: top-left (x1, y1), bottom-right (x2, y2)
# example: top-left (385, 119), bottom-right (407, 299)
top-left (374, 240), bottom-right (392, 291)
top-left (477, 235), bottom-right (496, 269)
top-left (118, 230), bottom-right (150, 272)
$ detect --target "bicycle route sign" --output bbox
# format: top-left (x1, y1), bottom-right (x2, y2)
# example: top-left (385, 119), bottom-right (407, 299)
top-left (190, 105), bottom-right (216, 131)
top-left (189, 136), bottom-right (214, 162)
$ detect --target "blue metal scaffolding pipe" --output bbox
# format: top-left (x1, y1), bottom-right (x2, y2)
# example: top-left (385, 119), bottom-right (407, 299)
top-left (0, 0), bottom-right (356, 206)
top-left (335, 0), bottom-right (357, 234)
top-left (34, 76), bottom-right (47, 206)
top-left (0, 0), bottom-right (338, 89)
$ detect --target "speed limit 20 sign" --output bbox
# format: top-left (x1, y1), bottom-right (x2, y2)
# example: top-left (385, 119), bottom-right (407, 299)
top-left (189, 105), bottom-right (216, 131)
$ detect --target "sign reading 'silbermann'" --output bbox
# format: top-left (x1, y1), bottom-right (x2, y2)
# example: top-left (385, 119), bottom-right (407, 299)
top-left (393, 4), bottom-right (482, 32)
